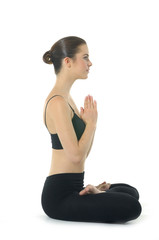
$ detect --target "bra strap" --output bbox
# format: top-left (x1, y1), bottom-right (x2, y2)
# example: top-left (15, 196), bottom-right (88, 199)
top-left (44, 95), bottom-right (74, 129)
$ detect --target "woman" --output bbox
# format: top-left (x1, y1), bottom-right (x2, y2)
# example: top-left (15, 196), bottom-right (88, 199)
top-left (41, 36), bottom-right (142, 223)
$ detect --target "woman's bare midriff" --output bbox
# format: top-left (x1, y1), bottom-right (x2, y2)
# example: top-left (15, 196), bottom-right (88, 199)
top-left (48, 149), bottom-right (86, 176)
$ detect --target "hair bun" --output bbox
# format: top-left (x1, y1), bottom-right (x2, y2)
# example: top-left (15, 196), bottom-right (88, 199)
top-left (43, 50), bottom-right (53, 64)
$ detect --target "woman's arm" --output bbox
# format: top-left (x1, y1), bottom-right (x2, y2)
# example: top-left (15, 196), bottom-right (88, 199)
top-left (86, 131), bottom-right (95, 158)
top-left (78, 95), bottom-right (97, 161)
top-left (46, 95), bottom-right (97, 164)
top-left (70, 96), bottom-right (95, 158)
top-left (78, 122), bottom-right (96, 161)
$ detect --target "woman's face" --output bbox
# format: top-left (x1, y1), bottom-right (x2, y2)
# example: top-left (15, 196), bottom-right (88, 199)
top-left (72, 44), bottom-right (92, 79)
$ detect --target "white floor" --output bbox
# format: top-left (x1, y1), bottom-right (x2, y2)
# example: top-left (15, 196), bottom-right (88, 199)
top-left (1, 182), bottom-right (159, 240)
top-left (1, 206), bottom-right (158, 240)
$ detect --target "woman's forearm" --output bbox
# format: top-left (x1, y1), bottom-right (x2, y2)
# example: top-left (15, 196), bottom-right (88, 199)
top-left (86, 131), bottom-right (95, 158)
top-left (78, 123), bottom-right (96, 161)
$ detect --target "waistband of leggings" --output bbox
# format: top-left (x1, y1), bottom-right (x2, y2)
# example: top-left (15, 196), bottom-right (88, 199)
top-left (46, 171), bottom-right (85, 181)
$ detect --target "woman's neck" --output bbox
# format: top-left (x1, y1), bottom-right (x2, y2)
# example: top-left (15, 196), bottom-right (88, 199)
top-left (53, 73), bottom-right (76, 99)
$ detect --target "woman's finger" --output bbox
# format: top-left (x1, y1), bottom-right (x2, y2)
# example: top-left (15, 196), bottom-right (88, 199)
top-left (90, 95), bottom-right (93, 108)
top-left (94, 100), bottom-right (97, 109)
top-left (87, 95), bottom-right (91, 108)
top-left (84, 96), bottom-right (88, 109)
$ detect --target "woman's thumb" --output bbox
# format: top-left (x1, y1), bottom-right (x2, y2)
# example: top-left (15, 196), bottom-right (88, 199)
top-left (80, 107), bottom-right (83, 115)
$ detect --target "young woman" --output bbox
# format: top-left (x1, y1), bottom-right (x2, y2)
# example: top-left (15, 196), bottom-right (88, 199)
top-left (41, 36), bottom-right (142, 223)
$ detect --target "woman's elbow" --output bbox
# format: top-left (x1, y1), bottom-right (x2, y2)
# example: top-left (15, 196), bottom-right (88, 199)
top-left (71, 151), bottom-right (83, 164)
top-left (64, 143), bottom-right (85, 164)
top-left (69, 149), bottom-right (85, 164)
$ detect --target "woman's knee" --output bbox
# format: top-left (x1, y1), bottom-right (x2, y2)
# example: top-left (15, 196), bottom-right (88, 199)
top-left (123, 197), bottom-right (142, 222)
top-left (108, 184), bottom-right (140, 200)
top-left (109, 193), bottom-right (142, 223)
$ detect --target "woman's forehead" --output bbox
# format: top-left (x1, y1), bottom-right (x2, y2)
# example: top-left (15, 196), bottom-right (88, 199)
top-left (78, 44), bottom-right (89, 54)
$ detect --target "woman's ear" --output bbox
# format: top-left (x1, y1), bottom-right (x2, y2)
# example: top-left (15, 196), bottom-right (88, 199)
top-left (63, 57), bottom-right (72, 68)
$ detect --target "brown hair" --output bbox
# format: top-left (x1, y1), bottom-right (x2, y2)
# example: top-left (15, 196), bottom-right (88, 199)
top-left (43, 36), bottom-right (86, 74)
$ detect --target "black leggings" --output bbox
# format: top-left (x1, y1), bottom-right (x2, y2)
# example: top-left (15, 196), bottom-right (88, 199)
top-left (41, 172), bottom-right (142, 223)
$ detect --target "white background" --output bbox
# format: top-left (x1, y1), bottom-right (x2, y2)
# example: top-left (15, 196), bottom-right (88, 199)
top-left (0, 0), bottom-right (159, 239)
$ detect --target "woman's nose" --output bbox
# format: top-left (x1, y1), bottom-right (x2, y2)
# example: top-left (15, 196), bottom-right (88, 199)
top-left (89, 60), bottom-right (92, 67)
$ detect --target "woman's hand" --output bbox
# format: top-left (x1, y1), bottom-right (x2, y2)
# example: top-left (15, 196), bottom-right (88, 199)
top-left (80, 95), bottom-right (98, 127)
top-left (95, 181), bottom-right (111, 191)
top-left (79, 182), bottom-right (111, 196)
top-left (79, 184), bottom-right (105, 196)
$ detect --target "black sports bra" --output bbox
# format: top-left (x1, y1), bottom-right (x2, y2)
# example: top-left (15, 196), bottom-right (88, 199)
top-left (44, 95), bottom-right (86, 149)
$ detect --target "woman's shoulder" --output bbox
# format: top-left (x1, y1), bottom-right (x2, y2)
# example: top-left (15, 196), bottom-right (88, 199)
top-left (46, 90), bottom-right (62, 102)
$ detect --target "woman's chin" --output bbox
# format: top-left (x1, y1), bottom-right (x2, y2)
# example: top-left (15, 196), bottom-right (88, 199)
top-left (82, 74), bottom-right (89, 79)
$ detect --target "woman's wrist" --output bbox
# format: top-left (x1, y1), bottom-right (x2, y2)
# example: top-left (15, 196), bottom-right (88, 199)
top-left (86, 121), bottom-right (97, 129)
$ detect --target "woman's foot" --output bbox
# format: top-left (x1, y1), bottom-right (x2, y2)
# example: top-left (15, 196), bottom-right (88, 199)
top-left (79, 184), bottom-right (105, 196)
